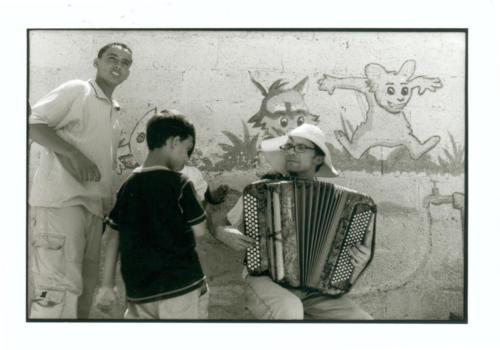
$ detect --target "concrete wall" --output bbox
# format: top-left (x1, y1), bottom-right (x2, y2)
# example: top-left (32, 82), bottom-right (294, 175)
top-left (28, 30), bottom-right (466, 320)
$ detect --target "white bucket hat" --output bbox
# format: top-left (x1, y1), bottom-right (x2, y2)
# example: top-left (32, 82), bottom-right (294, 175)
top-left (260, 123), bottom-right (339, 177)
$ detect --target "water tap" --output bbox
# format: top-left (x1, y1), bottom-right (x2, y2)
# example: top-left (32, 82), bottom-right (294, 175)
top-left (423, 180), bottom-right (453, 208)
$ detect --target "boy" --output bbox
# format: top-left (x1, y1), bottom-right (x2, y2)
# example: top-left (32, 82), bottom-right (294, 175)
top-left (97, 113), bottom-right (209, 319)
top-left (214, 123), bottom-right (374, 320)
top-left (158, 110), bottom-right (229, 205)
top-left (29, 42), bottom-right (133, 318)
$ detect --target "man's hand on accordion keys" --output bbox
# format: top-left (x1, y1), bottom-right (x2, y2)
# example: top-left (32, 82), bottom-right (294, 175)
top-left (349, 243), bottom-right (371, 268)
top-left (349, 243), bottom-right (372, 283)
top-left (349, 213), bottom-right (375, 283)
top-left (214, 226), bottom-right (256, 251)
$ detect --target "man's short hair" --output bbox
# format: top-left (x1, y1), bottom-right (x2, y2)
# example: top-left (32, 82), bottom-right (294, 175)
top-left (97, 42), bottom-right (133, 58)
top-left (313, 143), bottom-right (325, 172)
top-left (146, 112), bottom-right (196, 154)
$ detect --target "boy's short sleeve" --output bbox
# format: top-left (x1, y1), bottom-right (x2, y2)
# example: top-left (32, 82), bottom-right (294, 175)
top-left (29, 80), bottom-right (84, 129)
top-left (227, 197), bottom-right (244, 227)
top-left (106, 200), bottom-right (121, 231)
top-left (180, 179), bottom-right (206, 226)
top-left (105, 188), bottom-right (123, 231)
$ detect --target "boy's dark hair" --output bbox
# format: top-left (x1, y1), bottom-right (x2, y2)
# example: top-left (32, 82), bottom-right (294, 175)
top-left (97, 42), bottom-right (133, 58)
top-left (146, 112), bottom-right (196, 154)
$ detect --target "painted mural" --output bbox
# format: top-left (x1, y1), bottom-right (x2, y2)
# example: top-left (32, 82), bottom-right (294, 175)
top-left (247, 76), bottom-right (319, 138)
top-left (243, 71), bottom-right (463, 176)
top-left (317, 60), bottom-right (443, 160)
top-left (115, 67), bottom-right (464, 177)
top-left (115, 107), bottom-right (157, 174)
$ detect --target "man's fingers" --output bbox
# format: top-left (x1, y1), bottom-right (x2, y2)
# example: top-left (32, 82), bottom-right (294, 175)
top-left (357, 244), bottom-right (370, 255)
top-left (234, 236), bottom-right (254, 246)
top-left (94, 167), bottom-right (101, 181)
top-left (97, 305), bottom-right (113, 314)
top-left (70, 151), bottom-right (101, 182)
top-left (74, 167), bottom-right (84, 182)
top-left (78, 164), bottom-right (101, 182)
top-left (229, 236), bottom-right (255, 251)
top-left (57, 154), bottom-right (81, 181)
top-left (93, 166), bottom-right (101, 181)
top-left (350, 244), bottom-right (369, 259)
top-left (84, 168), bottom-right (92, 182)
top-left (241, 235), bottom-right (256, 243)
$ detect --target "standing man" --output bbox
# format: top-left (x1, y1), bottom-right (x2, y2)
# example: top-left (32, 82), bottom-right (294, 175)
top-left (29, 42), bottom-right (133, 319)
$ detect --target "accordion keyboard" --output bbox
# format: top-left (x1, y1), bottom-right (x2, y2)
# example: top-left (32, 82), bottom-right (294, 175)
top-left (244, 194), bottom-right (262, 272)
top-left (329, 209), bottom-right (373, 285)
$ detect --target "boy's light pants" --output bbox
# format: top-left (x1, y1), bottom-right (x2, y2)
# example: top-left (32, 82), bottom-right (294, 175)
top-left (244, 272), bottom-right (373, 320)
top-left (124, 284), bottom-right (209, 319)
top-left (29, 206), bottom-right (102, 319)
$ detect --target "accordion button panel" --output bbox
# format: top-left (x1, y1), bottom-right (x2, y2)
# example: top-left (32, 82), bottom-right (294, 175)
top-left (244, 194), bottom-right (262, 273)
top-left (330, 210), bottom-right (372, 285)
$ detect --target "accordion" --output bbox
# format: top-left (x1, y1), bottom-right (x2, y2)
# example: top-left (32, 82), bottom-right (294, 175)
top-left (242, 179), bottom-right (376, 296)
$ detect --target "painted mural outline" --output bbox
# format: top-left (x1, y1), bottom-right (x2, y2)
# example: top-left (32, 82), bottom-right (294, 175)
top-left (248, 75), bottom-right (320, 139)
top-left (116, 106), bottom-right (224, 173)
top-left (317, 60), bottom-right (443, 160)
top-left (114, 70), bottom-right (462, 176)
top-left (116, 107), bottom-right (158, 174)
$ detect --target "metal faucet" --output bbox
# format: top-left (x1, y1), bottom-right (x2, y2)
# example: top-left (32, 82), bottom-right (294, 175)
top-left (423, 180), bottom-right (464, 211)
top-left (423, 180), bottom-right (453, 208)
top-left (423, 180), bottom-right (465, 235)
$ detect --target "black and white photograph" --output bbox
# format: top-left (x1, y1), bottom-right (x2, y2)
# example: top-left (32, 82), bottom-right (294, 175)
top-left (27, 29), bottom-right (466, 322)
top-left (2, 0), bottom-right (500, 349)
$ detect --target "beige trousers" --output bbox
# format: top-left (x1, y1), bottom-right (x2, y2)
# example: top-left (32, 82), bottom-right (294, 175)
top-left (29, 206), bottom-right (102, 319)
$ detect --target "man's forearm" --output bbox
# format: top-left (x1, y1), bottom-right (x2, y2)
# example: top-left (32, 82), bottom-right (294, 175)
top-left (192, 221), bottom-right (208, 238)
top-left (101, 228), bottom-right (120, 288)
top-left (207, 214), bottom-right (232, 240)
top-left (29, 123), bottom-right (79, 157)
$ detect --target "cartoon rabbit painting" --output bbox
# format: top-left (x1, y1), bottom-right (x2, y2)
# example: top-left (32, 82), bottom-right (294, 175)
top-left (317, 60), bottom-right (443, 159)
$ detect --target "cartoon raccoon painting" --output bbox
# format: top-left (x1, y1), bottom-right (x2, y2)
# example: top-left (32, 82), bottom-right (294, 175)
top-left (248, 76), bottom-right (320, 140)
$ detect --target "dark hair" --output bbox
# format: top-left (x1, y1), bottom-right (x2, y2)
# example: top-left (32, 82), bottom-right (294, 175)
top-left (146, 112), bottom-right (196, 154)
top-left (313, 144), bottom-right (325, 172)
top-left (97, 42), bottom-right (133, 58)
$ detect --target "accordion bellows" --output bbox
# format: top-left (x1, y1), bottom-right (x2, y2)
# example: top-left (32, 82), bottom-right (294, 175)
top-left (243, 179), bottom-right (376, 296)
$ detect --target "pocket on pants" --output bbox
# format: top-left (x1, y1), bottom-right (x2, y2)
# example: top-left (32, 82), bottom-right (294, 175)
top-left (32, 233), bottom-right (66, 277)
top-left (32, 288), bottom-right (65, 307)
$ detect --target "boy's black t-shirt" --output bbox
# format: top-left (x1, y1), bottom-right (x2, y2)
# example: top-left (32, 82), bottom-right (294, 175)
top-left (107, 166), bottom-right (206, 303)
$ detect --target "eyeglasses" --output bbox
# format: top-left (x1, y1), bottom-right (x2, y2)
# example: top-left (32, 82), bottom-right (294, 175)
top-left (279, 143), bottom-right (316, 153)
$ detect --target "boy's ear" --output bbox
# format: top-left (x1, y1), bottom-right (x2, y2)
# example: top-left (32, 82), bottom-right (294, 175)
top-left (93, 58), bottom-right (98, 68)
top-left (163, 137), bottom-right (174, 149)
top-left (175, 136), bottom-right (182, 146)
top-left (167, 136), bottom-right (181, 148)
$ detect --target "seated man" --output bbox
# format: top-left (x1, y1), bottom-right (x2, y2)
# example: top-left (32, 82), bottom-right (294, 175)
top-left (213, 123), bottom-right (373, 320)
